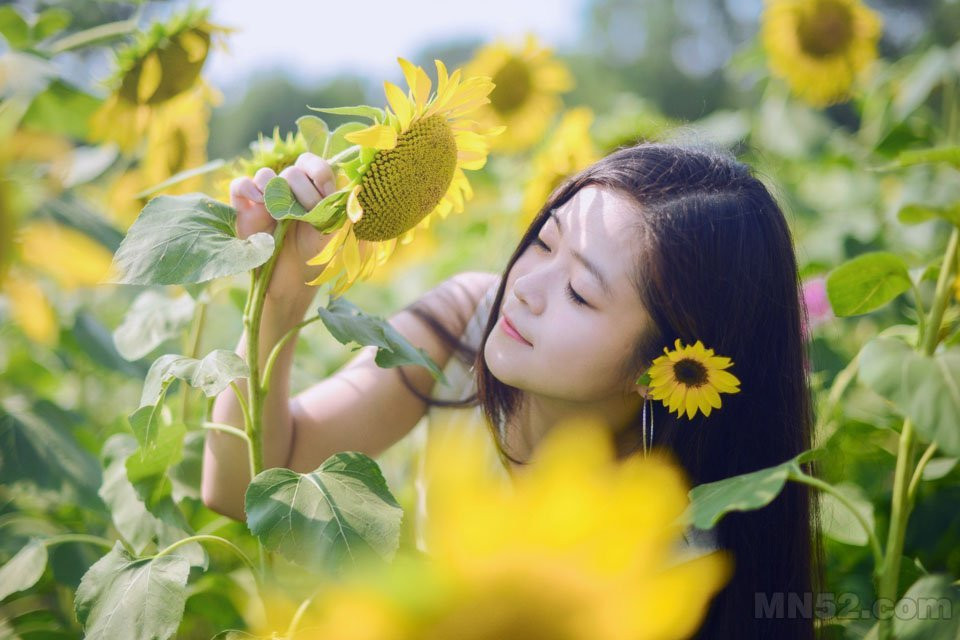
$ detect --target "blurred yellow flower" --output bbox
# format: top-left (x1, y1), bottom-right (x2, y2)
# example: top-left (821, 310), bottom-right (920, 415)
top-left (519, 106), bottom-right (599, 231)
top-left (90, 7), bottom-right (225, 151)
top-left (645, 339), bottom-right (742, 420)
top-left (304, 57), bottom-right (501, 297)
top-left (2, 269), bottom-right (57, 344)
top-left (17, 221), bottom-right (116, 290)
top-left (255, 418), bottom-right (730, 640)
top-left (464, 33), bottom-right (574, 153)
top-left (761, 0), bottom-right (883, 107)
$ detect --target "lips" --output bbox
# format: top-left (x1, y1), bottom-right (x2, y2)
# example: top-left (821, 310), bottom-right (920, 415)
top-left (501, 312), bottom-right (533, 346)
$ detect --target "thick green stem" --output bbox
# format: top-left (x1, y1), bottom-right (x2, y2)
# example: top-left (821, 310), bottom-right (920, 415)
top-left (154, 534), bottom-right (257, 576)
top-left (877, 226), bottom-right (959, 640)
top-left (907, 442), bottom-right (938, 504)
top-left (243, 221), bottom-right (290, 476)
top-left (791, 473), bottom-right (884, 571)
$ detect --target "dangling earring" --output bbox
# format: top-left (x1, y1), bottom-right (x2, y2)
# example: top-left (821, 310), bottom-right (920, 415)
top-left (641, 394), bottom-right (654, 456)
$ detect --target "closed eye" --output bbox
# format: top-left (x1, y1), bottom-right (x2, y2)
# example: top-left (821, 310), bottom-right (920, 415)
top-left (532, 236), bottom-right (589, 307)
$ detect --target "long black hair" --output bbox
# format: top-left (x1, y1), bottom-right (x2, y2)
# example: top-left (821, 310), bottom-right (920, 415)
top-left (398, 142), bottom-right (822, 640)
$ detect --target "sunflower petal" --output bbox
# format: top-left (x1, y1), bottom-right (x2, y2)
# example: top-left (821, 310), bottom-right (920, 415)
top-left (346, 185), bottom-right (364, 223)
top-left (137, 52), bottom-right (163, 103)
top-left (305, 223), bottom-right (349, 266)
top-left (384, 81), bottom-right (413, 131)
top-left (344, 123), bottom-right (397, 150)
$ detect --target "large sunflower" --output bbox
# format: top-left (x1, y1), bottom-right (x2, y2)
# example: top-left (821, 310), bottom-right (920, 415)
top-left (761, 0), bottom-right (883, 107)
top-left (645, 339), bottom-right (742, 420)
top-left (519, 106), bottom-right (598, 231)
top-left (463, 33), bottom-right (574, 153)
top-left (303, 58), bottom-right (502, 296)
top-left (89, 7), bottom-right (225, 151)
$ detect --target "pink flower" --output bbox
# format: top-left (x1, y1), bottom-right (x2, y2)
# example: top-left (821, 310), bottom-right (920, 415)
top-left (801, 276), bottom-right (833, 340)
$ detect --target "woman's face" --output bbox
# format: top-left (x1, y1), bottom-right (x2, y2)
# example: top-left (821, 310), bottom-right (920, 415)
top-left (485, 185), bottom-right (653, 402)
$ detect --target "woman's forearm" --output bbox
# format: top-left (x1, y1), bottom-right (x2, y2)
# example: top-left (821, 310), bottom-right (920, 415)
top-left (202, 289), bottom-right (316, 520)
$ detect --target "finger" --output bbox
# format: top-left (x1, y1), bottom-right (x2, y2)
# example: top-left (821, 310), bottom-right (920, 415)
top-left (229, 176), bottom-right (264, 209)
top-left (280, 166), bottom-right (322, 211)
top-left (295, 153), bottom-right (335, 196)
top-left (253, 167), bottom-right (278, 191)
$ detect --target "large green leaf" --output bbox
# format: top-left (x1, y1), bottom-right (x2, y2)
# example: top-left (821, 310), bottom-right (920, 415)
top-left (140, 350), bottom-right (248, 410)
top-left (818, 482), bottom-right (875, 546)
top-left (825, 252), bottom-right (912, 317)
top-left (317, 297), bottom-right (447, 385)
top-left (74, 542), bottom-right (190, 640)
top-left (0, 539), bottom-right (48, 601)
top-left (685, 458), bottom-right (802, 529)
top-left (858, 337), bottom-right (960, 455)
top-left (0, 399), bottom-right (100, 494)
top-left (894, 146), bottom-right (960, 170)
top-left (98, 435), bottom-right (206, 568)
top-left (125, 421), bottom-right (186, 509)
top-left (0, 6), bottom-right (30, 48)
top-left (108, 194), bottom-right (275, 285)
top-left (893, 574), bottom-right (960, 640)
top-left (245, 452), bottom-right (403, 574)
top-left (22, 80), bottom-right (100, 139)
top-left (296, 115), bottom-right (329, 156)
top-left (113, 290), bottom-right (196, 361)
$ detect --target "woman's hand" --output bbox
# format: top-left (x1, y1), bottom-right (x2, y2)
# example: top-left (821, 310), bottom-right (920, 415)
top-left (229, 152), bottom-right (338, 302)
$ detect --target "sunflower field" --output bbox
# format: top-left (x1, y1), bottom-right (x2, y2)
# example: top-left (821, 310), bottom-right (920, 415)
top-left (1, 1), bottom-right (959, 639)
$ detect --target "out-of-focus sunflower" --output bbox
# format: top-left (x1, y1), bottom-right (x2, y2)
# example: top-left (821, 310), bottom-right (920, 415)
top-left (245, 418), bottom-right (730, 640)
top-left (302, 57), bottom-right (502, 296)
top-left (90, 7), bottom-right (227, 151)
top-left (644, 339), bottom-right (742, 420)
top-left (141, 85), bottom-right (217, 189)
top-left (463, 33), bottom-right (573, 153)
top-left (519, 107), bottom-right (598, 231)
top-left (761, 0), bottom-right (883, 107)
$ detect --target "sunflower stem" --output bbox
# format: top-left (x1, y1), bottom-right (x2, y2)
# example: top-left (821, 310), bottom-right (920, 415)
top-left (876, 226), bottom-right (959, 640)
top-left (261, 315), bottom-right (323, 396)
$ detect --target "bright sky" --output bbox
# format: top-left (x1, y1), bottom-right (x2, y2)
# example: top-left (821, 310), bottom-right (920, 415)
top-left (204, 0), bottom-right (590, 89)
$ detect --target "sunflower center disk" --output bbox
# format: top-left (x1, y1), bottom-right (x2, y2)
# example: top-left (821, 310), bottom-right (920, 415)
top-left (797, 1), bottom-right (854, 58)
top-left (673, 359), bottom-right (709, 388)
top-left (490, 56), bottom-right (533, 115)
top-left (353, 115), bottom-right (458, 242)
top-left (119, 28), bottom-right (211, 105)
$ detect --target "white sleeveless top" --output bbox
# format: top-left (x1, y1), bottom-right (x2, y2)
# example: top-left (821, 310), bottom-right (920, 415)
top-left (411, 277), bottom-right (719, 557)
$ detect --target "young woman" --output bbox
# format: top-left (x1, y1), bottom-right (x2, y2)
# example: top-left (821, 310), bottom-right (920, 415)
top-left (203, 142), bottom-right (822, 639)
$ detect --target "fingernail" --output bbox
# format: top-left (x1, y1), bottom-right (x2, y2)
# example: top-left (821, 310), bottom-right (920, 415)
top-left (245, 185), bottom-right (264, 203)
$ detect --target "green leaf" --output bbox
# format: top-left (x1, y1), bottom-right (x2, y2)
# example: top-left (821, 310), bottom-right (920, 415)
top-left (98, 435), bottom-right (206, 568)
top-left (317, 297), bottom-right (447, 385)
top-left (296, 115), bottom-right (329, 156)
top-left (0, 6), bottom-right (30, 49)
top-left (125, 421), bottom-right (186, 509)
top-left (74, 542), bottom-right (190, 640)
top-left (685, 458), bottom-right (802, 529)
top-left (113, 290), bottom-right (196, 361)
top-left (263, 176), bottom-right (307, 219)
top-left (0, 401), bottom-right (101, 494)
top-left (897, 203), bottom-right (960, 227)
top-left (245, 452), bottom-right (403, 573)
top-left (894, 146), bottom-right (960, 169)
top-left (892, 574), bottom-right (960, 640)
top-left (109, 194), bottom-right (275, 286)
top-left (0, 539), bottom-right (48, 601)
top-left (128, 397), bottom-right (171, 451)
top-left (825, 252), bottom-right (912, 317)
top-left (32, 8), bottom-right (71, 41)
top-left (327, 122), bottom-right (368, 157)
top-left (818, 482), bottom-right (875, 546)
top-left (922, 457), bottom-right (958, 480)
top-left (141, 350), bottom-right (249, 409)
top-left (858, 337), bottom-right (960, 455)
top-left (21, 80), bottom-right (101, 139)
top-left (169, 431), bottom-right (204, 502)
top-left (307, 104), bottom-right (385, 122)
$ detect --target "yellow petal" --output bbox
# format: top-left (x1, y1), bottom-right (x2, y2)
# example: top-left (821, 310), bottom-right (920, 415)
top-left (346, 186), bottom-right (364, 223)
top-left (178, 29), bottom-right (209, 63)
top-left (344, 123), bottom-right (397, 150)
top-left (305, 223), bottom-right (348, 266)
top-left (4, 274), bottom-right (57, 344)
top-left (397, 57), bottom-right (431, 112)
top-left (383, 81), bottom-right (412, 130)
top-left (137, 52), bottom-right (163, 103)
top-left (343, 226), bottom-right (360, 282)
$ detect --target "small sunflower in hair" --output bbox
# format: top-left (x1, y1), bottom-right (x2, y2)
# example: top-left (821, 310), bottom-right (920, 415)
top-left (640, 339), bottom-right (741, 420)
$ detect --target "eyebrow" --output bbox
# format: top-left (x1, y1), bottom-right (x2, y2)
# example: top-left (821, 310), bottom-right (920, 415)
top-left (548, 209), bottom-right (613, 297)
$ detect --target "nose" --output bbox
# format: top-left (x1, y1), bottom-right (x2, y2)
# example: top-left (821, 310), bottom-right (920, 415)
top-left (512, 269), bottom-right (545, 315)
